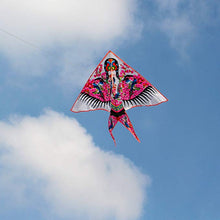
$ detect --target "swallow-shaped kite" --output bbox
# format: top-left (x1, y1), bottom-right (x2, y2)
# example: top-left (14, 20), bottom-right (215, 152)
top-left (71, 51), bottom-right (168, 145)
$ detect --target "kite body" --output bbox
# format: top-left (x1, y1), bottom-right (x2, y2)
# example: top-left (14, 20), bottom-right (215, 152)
top-left (71, 51), bottom-right (167, 144)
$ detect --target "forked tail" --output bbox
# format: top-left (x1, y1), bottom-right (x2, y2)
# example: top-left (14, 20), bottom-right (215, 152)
top-left (108, 110), bottom-right (140, 145)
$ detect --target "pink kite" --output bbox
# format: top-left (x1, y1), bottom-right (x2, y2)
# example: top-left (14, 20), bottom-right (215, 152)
top-left (71, 51), bottom-right (168, 145)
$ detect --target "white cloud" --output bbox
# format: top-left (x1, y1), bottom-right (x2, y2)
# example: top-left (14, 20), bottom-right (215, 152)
top-left (0, 0), bottom-right (139, 45)
top-left (0, 0), bottom-right (142, 85)
top-left (0, 110), bottom-right (149, 220)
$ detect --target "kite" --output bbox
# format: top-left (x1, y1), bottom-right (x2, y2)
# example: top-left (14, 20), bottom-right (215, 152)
top-left (71, 51), bottom-right (168, 145)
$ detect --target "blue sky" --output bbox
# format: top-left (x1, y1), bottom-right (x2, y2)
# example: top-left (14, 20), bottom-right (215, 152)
top-left (0, 0), bottom-right (220, 219)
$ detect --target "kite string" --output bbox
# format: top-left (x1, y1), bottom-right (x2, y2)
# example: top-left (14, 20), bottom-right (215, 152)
top-left (0, 27), bottom-right (44, 52)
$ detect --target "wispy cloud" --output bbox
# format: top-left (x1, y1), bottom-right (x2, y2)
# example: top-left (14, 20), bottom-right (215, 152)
top-left (0, 110), bottom-right (149, 220)
top-left (151, 0), bottom-right (194, 55)
top-left (146, 0), bottom-right (220, 55)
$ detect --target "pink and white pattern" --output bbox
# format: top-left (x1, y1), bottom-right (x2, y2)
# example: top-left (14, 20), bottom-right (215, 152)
top-left (71, 51), bottom-right (168, 144)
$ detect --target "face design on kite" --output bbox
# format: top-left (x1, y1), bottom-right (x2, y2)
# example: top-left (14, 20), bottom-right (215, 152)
top-left (71, 51), bottom-right (168, 145)
top-left (104, 58), bottom-right (120, 100)
top-left (104, 58), bottom-right (119, 79)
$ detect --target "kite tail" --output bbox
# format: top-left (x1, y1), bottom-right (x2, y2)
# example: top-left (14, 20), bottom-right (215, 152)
top-left (118, 111), bottom-right (140, 143)
top-left (109, 129), bottom-right (116, 146)
top-left (108, 115), bottom-right (118, 146)
top-left (108, 110), bottom-right (140, 145)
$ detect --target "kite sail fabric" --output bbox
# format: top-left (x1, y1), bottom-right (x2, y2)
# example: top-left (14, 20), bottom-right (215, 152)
top-left (71, 51), bottom-right (168, 144)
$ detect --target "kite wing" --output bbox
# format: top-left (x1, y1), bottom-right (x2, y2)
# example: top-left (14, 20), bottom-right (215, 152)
top-left (71, 63), bottom-right (111, 112)
top-left (71, 50), bottom-right (168, 112)
top-left (118, 62), bottom-right (167, 110)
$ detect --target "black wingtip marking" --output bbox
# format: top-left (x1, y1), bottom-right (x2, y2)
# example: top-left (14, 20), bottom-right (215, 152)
top-left (79, 92), bottom-right (110, 110)
top-left (122, 86), bottom-right (160, 108)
